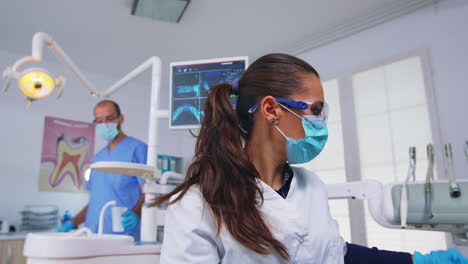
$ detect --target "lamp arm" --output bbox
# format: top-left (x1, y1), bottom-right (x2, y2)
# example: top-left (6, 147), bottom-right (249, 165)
top-left (24, 32), bottom-right (160, 99)
top-left (19, 32), bottom-right (97, 96)
top-left (8, 32), bottom-right (52, 71)
top-left (146, 56), bottom-right (162, 168)
top-left (25, 32), bottom-right (164, 167)
top-left (12, 57), bottom-right (41, 71)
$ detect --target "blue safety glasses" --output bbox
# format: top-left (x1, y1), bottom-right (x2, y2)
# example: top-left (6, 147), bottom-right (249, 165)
top-left (248, 97), bottom-right (329, 121)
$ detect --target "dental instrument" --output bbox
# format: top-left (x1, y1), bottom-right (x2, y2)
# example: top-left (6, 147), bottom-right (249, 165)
top-left (327, 179), bottom-right (468, 248)
top-left (401, 146), bottom-right (416, 228)
top-left (326, 142), bottom-right (468, 250)
top-left (424, 144), bottom-right (434, 220)
top-left (445, 144), bottom-right (461, 198)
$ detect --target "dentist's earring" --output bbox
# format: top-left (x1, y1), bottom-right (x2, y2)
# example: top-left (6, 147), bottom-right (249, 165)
top-left (270, 120), bottom-right (276, 125)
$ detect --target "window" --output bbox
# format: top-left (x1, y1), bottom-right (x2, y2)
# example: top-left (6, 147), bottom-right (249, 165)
top-left (352, 55), bottom-right (446, 253)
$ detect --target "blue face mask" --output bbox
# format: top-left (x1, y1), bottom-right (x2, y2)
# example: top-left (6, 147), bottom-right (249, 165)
top-left (275, 107), bottom-right (328, 164)
top-left (96, 123), bottom-right (119, 142)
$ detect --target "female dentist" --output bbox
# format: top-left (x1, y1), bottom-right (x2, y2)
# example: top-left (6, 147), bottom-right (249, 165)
top-left (151, 53), bottom-right (468, 263)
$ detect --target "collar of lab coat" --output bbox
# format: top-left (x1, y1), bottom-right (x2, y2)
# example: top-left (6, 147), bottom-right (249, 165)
top-left (257, 169), bottom-right (309, 237)
top-left (257, 165), bottom-right (298, 201)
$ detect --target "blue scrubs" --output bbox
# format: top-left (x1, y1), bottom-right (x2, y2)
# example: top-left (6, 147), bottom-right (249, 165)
top-left (85, 136), bottom-right (147, 241)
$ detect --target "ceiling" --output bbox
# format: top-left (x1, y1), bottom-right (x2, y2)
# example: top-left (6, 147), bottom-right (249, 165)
top-left (0, 0), bottom-right (437, 80)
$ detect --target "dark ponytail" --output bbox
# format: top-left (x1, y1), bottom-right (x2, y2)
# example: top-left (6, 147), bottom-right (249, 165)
top-left (151, 53), bottom-right (319, 261)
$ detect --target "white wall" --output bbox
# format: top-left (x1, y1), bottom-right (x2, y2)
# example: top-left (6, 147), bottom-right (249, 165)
top-left (0, 49), bottom-right (196, 227)
top-left (299, 0), bottom-right (468, 180)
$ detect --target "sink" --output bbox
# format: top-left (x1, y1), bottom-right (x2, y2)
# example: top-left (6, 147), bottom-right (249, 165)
top-left (23, 232), bottom-right (161, 260)
top-left (23, 203), bottom-right (161, 263)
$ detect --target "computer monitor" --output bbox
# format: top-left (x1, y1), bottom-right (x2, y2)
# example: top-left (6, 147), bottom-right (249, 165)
top-left (169, 56), bottom-right (248, 129)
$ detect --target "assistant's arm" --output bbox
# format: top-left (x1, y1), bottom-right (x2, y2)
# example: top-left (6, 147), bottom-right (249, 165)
top-left (344, 243), bottom-right (412, 264)
top-left (71, 205), bottom-right (88, 226)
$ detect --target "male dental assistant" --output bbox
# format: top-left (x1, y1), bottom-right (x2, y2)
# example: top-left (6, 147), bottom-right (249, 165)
top-left (58, 100), bottom-right (147, 241)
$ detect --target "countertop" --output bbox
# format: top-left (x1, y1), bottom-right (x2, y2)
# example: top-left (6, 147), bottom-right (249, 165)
top-left (0, 230), bottom-right (56, 240)
top-left (0, 232), bottom-right (29, 240)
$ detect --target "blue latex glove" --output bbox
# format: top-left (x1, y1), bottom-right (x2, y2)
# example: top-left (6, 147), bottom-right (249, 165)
top-left (121, 210), bottom-right (139, 231)
top-left (57, 220), bottom-right (75, 232)
top-left (414, 248), bottom-right (468, 264)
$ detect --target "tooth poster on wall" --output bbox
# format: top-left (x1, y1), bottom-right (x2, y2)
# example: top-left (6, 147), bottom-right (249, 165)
top-left (39, 116), bottom-right (95, 192)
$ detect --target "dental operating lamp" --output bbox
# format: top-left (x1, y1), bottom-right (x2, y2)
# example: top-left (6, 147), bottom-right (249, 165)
top-left (2, 32), bottom-right (176, 243)
top-left (3, 67), bottom-right (65, 105)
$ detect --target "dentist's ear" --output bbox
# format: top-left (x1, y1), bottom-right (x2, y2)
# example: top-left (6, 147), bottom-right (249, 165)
top-left (117, 114), bottom-right (125, 132)
top-left (260, 96), bottom-right (282, 125)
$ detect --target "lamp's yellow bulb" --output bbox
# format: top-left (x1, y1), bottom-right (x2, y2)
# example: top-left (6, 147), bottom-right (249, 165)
top-left (18, 69), bottom-right (56, 99)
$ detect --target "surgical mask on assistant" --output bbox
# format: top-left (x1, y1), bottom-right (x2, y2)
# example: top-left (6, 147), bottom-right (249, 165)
top-left (96, 123), bottom-right (119, 142)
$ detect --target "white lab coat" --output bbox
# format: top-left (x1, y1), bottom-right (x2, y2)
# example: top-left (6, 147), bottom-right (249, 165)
top-left (160, 166), bottom-right (345, 264)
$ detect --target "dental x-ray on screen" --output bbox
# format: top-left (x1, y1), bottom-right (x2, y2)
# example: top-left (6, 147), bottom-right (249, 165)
top-left (169, 56), bottom-right (248, 129)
